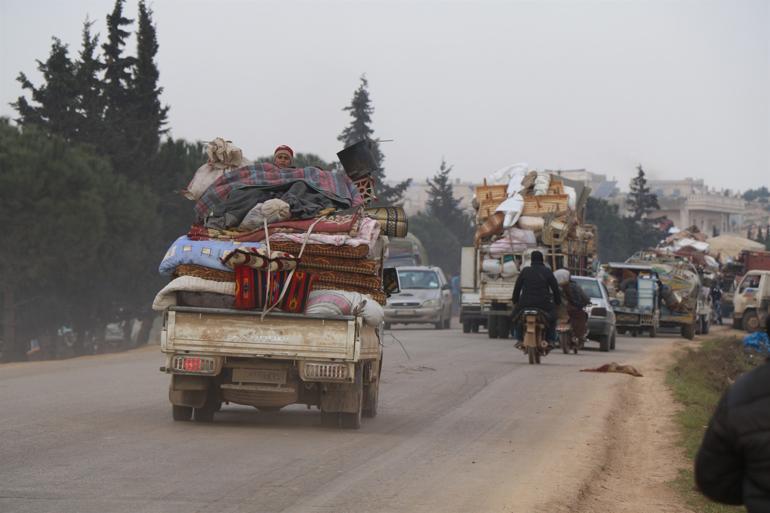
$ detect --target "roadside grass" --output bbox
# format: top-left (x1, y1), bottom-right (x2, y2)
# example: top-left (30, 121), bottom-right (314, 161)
top-left (666, 336), bottom-right (763, 513)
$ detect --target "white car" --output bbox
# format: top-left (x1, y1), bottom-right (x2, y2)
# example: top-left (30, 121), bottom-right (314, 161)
top-left (384, 266), bottom-right (453, 329)
top-left (572, 276), bottom-right (618, 351)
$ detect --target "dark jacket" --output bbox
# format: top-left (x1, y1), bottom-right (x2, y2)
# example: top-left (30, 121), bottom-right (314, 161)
top-left (512, 263), bottom-right (561, 312)
top-left (564, 281), bottom-right (591, 309)
top-left (694, 360), bottom-right (770, 512)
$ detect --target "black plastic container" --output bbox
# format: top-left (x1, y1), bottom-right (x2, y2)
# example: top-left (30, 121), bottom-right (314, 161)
top-left (337, 140), bottom-right (377, 180)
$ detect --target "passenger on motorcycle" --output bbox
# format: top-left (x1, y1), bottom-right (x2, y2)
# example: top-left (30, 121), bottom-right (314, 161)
top-left (511, 250), bottom-right (562, 345)
top-left (554, 269), bottom-right (591, 346)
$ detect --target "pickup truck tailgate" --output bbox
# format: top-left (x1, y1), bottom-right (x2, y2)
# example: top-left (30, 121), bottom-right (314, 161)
top-left (163, 307), bottom-right (359, 360)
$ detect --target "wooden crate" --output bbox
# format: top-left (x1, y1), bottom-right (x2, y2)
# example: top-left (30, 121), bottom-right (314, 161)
top-left (475, 181), bottom-right (508, 222)
top-left (521, 194), bottom-right (569, 216)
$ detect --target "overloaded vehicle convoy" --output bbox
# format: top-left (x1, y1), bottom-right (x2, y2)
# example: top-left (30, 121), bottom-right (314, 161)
top-left (153, 139), bottom-right (402, 429)
top-left (470, 166), bottom-right (599, 341)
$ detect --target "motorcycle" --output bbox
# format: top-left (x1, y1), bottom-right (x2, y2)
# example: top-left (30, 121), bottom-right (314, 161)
top-left (517, 309), bottom-right (551, 364)
top-left (557, 319), bottom-right (579, 354)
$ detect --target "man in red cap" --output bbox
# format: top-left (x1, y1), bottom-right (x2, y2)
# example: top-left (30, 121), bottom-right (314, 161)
top-left (273, 145), bottom-right (294, 168)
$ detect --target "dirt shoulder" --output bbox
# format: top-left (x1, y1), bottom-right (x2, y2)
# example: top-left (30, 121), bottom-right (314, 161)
top-left (567, 335), bottom-right (699, 513)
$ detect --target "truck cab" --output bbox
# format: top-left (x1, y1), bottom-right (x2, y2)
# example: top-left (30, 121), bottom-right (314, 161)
top-left (733, 270), bottom-right (770, 332)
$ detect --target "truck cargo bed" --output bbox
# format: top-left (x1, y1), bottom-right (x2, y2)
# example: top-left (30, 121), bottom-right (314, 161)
top-left (162, 306), bottom-right (379, 362)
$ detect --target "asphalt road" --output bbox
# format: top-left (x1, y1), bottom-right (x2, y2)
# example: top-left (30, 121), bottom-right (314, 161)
top-left (0, 323), bottom-right (676, 513)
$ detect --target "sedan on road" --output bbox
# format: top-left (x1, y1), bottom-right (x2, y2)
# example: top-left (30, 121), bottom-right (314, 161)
top-left (572, 276), bottom-right (617, 352)
top-left (384, 266), bottom-right (453, 329)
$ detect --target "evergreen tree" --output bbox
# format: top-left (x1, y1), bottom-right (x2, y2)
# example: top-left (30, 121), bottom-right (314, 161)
top-left (13, 38), bottom-right (80, 139)
top-left (626, 164), bottom-right (660, 222)
top-left (73, 18), bottom-right (105, 147)
top-left (101, 0), bottom-right (136, 175)
top-left (337, 75), bottom-right (410, 206)
top-left (129, 0), bottom-right (168, 159)
top-left (586, 197), bottom-right (664, 262)
top-left (425, 158), bottom-right (473, 245)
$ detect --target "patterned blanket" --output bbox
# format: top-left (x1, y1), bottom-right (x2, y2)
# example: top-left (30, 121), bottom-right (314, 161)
top-left (187, 210), bottom-right (361, 242)
top-left (195, 164), bottom-right (363, 219)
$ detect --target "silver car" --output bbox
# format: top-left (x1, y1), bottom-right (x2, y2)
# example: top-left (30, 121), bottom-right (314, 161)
top-left (572, 276), bottom-right (617, 351)
top-left (384, 266), bottom-right (453, 329)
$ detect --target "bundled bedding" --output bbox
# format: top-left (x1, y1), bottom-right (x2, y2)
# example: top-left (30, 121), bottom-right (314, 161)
top-left (153, 140), bottom-right (393, 323)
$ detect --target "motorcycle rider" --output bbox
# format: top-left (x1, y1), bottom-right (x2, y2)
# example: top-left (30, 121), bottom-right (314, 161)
top-left (511, 250), bottom-right (561, 346)
top-left (554, 269), bottom-right (591, 347)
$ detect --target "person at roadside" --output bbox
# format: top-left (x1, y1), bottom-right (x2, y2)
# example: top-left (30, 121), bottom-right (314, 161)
top-left (554, 269), bottom-right (591, 346)
top-left (694, 317), bottom-right (770, 512)
top-left (710, 283), bottom-right (723, 326)
top-left (511, 250), bottom-right (561, 346)
top-left (273, 145), bottom-right (294, 168)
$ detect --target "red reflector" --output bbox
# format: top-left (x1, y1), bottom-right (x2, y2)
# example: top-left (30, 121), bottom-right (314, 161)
top-left (183, 357), bottom-right (202, 372)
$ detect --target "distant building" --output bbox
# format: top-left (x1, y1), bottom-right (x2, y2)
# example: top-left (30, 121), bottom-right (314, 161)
top-left (647, 177), bottom-right (706, 198)
top-left (646, 179), bottom-right (746, 234)
top-left (548, 169), bottom-right (620, 199)
top-left (389, 179), bottom-right (476, 216)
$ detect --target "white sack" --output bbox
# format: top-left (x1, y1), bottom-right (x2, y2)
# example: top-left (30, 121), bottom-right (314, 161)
top-left (517, 216), bottom-right (545, 232)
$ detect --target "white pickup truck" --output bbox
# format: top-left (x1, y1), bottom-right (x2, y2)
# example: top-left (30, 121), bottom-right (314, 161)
top-left (160, 307), bottom-right (382, 429)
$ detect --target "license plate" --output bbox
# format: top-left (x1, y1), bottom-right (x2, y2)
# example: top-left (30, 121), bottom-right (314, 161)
top-left (396, 309), bottom-right (415, 316)
top-left (232, 368), bottom-right (286, 384)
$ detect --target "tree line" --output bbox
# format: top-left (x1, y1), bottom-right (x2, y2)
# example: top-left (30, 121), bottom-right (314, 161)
top-left (0, 1), bottom-right (407, 361)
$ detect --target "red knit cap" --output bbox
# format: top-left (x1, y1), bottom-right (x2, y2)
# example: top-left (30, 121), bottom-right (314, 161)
top-left (274, 145), bottom-right (294, 157)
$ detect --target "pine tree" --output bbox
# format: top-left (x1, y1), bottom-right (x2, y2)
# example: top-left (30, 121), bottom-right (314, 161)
top-left (130, 0), bottom-right (168, 160)
top-left (337, 75), bottom-right (410, 206)
top-left (425, 159), bottom-right (473, 245)
top-left (73, 18), bottom-right (105, 147)
top-left (101, 0), bottom-right (136, 175)
top-left (13, 38), bottom-right (80, 139)
top-left (626, 164), bottom-right (660, 222)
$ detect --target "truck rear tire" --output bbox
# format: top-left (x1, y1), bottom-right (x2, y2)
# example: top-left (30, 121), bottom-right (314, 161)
top-left (172, 405), bottom-right (192, 421)
top-left (463, 320), bottom-right (472, 333)
top-left (193, 383), bottom-right (219, 423)
top-left (649, 324), bottom-right (657, 338)
top-left (498, 318), bottom-right (510, 339)
top-left (610, 330), bottom-right (616, 350)
top-left (681, 323), bottom-right (696, 340)
top-left (488, 317), bottom-right (498, 339)
top-left (472, 323), bottom-right (479, 333)
top-left (363, 362), bottom-right (380, 418)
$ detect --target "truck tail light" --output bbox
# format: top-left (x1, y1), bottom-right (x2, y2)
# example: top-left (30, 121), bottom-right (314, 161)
top-left (171, 355), bottom-right (217, 374)
top-left (591, 307), bottom-right (608, 317)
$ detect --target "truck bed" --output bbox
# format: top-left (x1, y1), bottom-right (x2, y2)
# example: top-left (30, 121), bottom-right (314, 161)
top-left (162, 306), bottom-right (380, 362)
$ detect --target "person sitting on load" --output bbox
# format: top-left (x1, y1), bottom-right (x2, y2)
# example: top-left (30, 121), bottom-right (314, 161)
top-left (273, 145), bottom-right (294, 168)
top-left (554, 269), bottom-right (591, 346)
top-left (511, 250), bottom-right (562, 346)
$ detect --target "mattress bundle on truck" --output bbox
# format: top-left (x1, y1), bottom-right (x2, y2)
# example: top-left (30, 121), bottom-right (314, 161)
top-left (152, 138), bottom-right (404, 429)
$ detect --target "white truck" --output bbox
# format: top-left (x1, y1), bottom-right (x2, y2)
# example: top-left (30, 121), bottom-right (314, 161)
top-left (160, 307), bottom-right (383, 429)
top-left (733, 270), bottom-right (770, 332)
top-left (460, 247), bottom-right (486, 333)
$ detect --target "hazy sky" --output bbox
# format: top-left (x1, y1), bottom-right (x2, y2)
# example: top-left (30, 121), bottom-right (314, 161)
top-left (1, 0), bottom-right (768, 192)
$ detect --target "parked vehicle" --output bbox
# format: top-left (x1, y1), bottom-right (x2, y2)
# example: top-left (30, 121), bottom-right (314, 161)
top-left (733, 270), bottom-right (770, 332)
top-left (602, 263), bottom-right (659, 340)
top-left (571, 276), bottom-right (618, 352)
top-left (384, 266), bottom-right (453, 329)
top-left (460, 247), bottom-right (486, 333)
